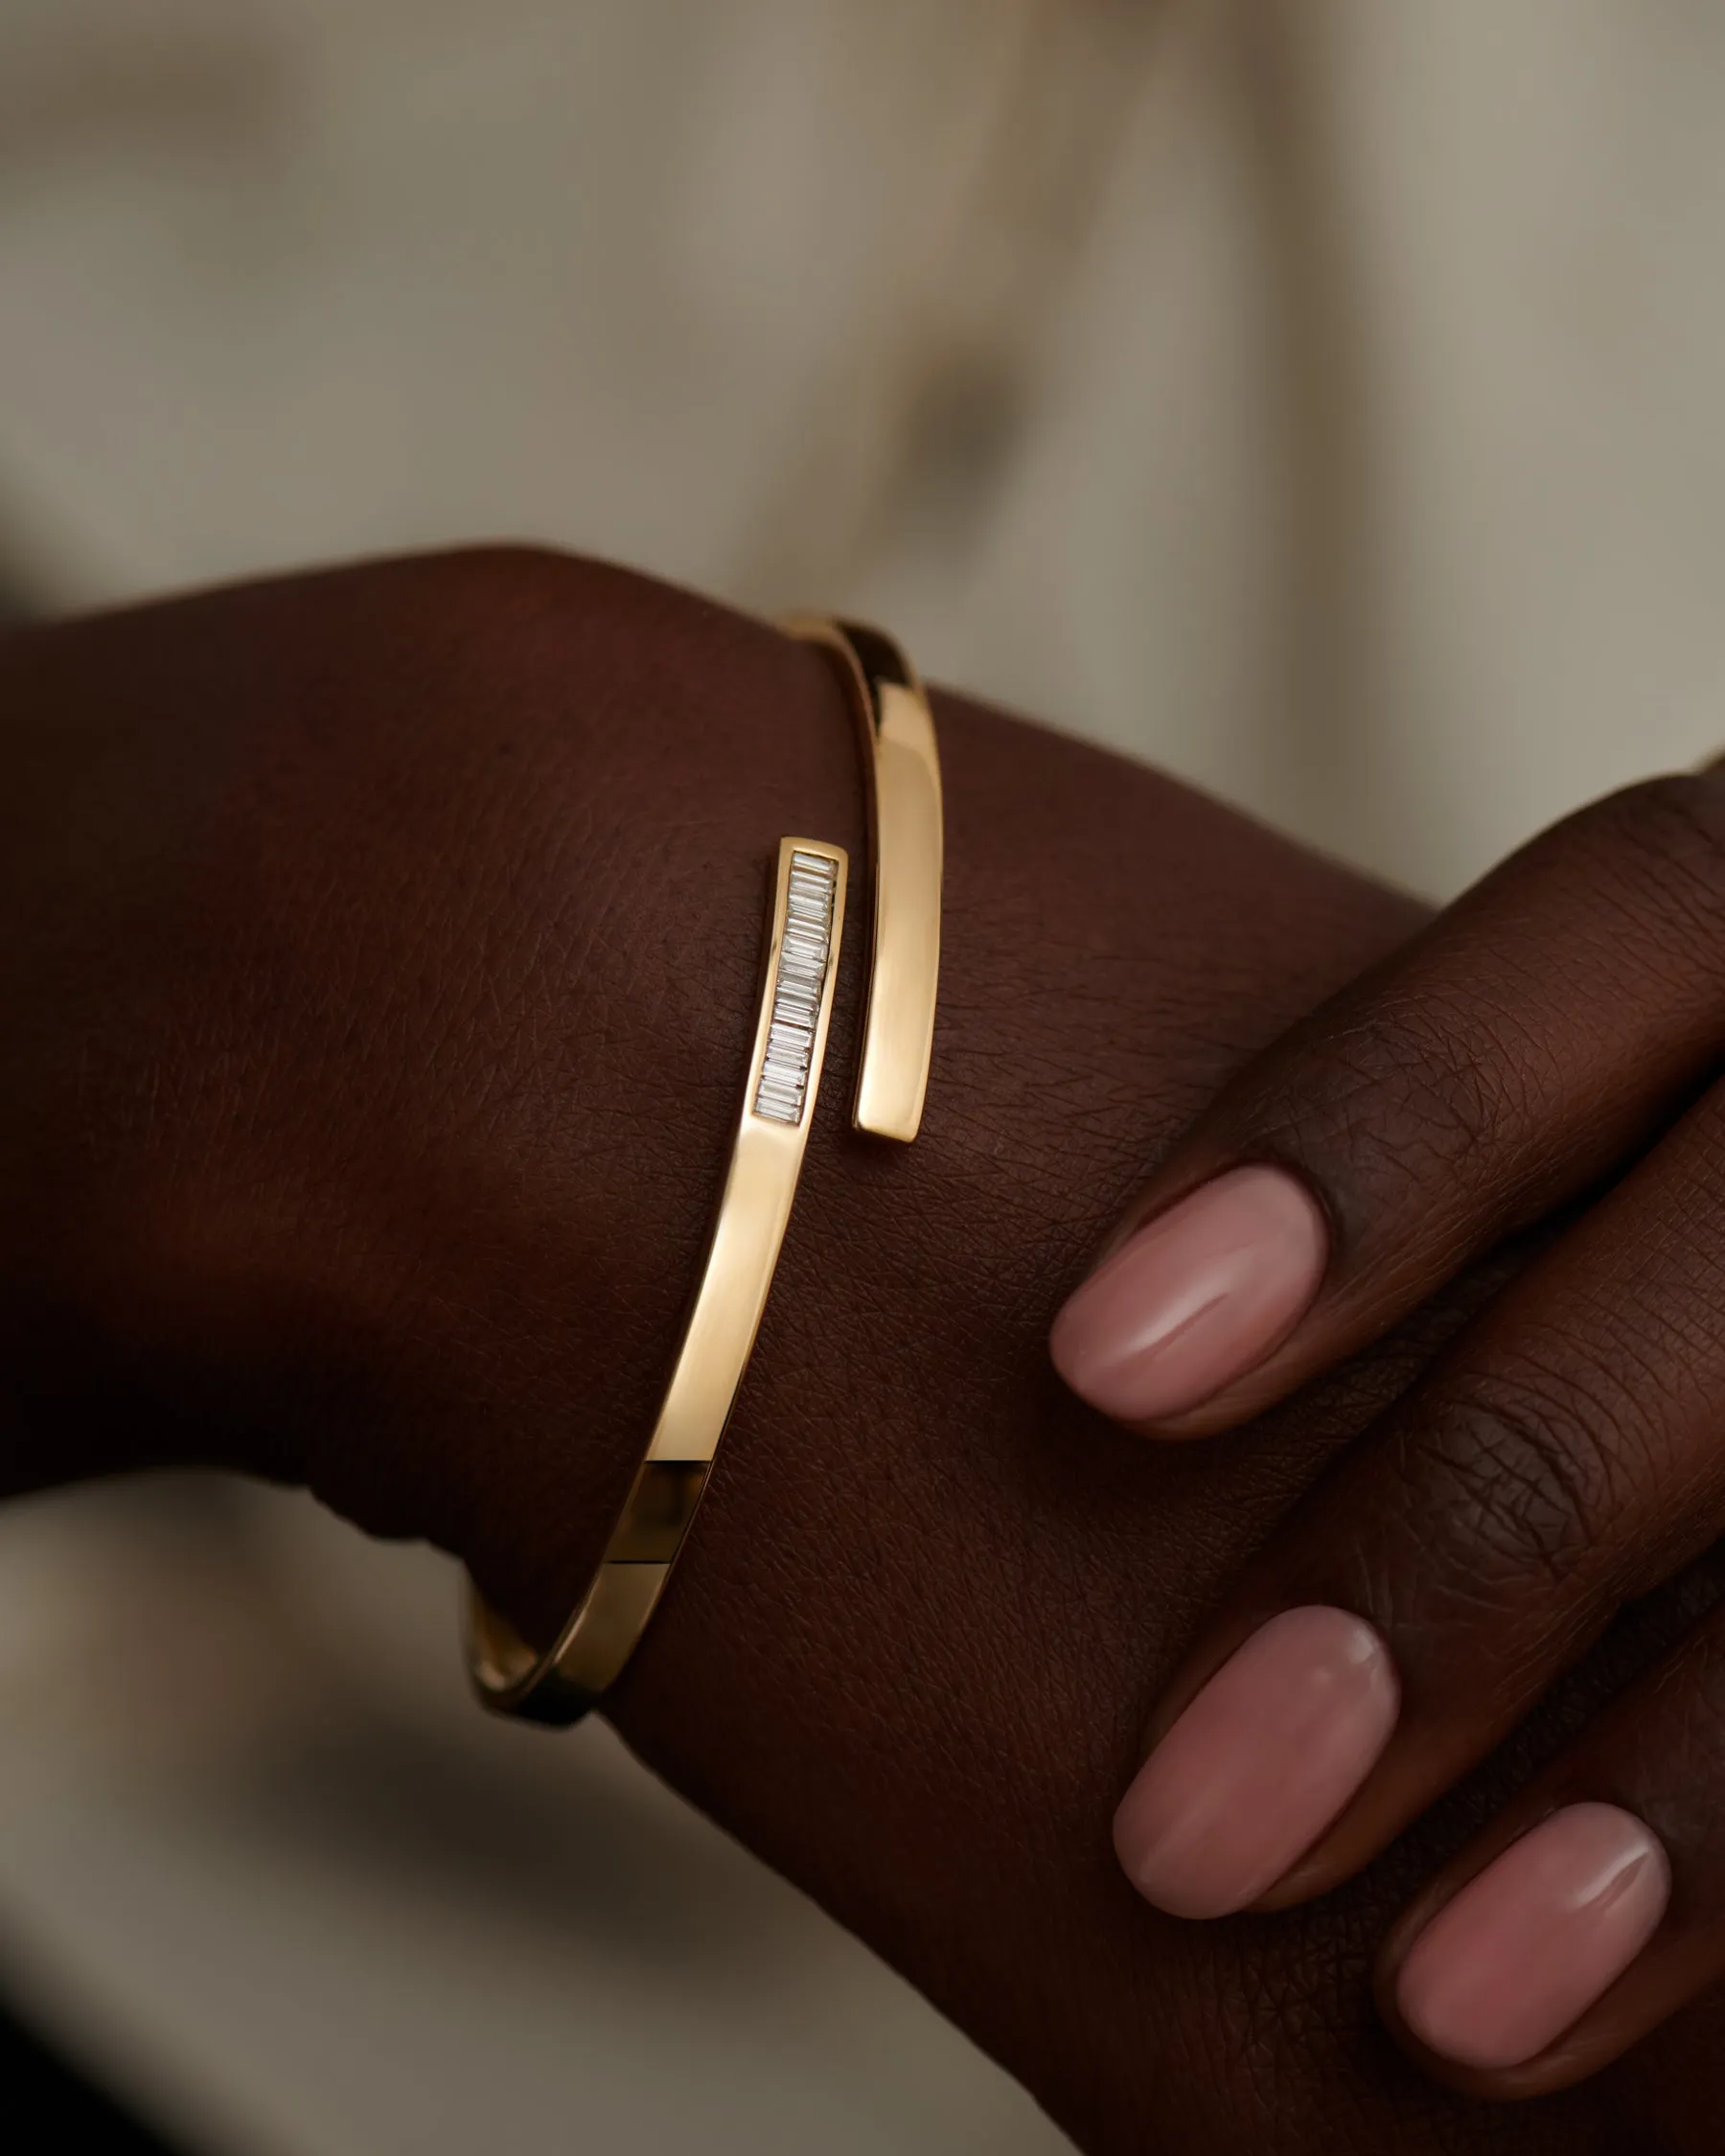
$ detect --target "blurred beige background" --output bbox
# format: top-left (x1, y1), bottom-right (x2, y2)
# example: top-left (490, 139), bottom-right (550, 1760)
top-left (3, 1), bottom-right (1724, 2150)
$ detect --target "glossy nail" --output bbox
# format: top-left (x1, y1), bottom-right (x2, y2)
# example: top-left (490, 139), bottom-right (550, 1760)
top-left (1396, 1804), bottom-right (1669, 2071)
top-left (1114, 1605), bottom-right (1398, 1918)
top-left (1050, 1165), bottom-right (1326, 1425)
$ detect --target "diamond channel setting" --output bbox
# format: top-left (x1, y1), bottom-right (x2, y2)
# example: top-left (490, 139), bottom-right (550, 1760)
top-left (753, 850), bottom-right (839, 1126)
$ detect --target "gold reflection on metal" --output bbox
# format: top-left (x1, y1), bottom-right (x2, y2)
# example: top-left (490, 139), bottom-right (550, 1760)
top-left (785, 615), bottom-right (943, 1143)
top-left (466, 839), bottom-right (847, 1726)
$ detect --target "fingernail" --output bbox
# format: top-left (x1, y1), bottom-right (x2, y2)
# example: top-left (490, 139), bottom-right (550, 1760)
top-left (1395, 1803), bottom-right (1669, 2071)
top-left (1050, 1165), bottom-right (1326, 1425)
top-left (1114, 1605), bottom-right (1398, 1917)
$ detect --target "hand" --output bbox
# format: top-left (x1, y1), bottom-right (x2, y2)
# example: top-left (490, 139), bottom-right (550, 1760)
top-left (1050, 769), bottom-right (1725, 2100)
top-left (3, 550), bottom-right (1710, 2151)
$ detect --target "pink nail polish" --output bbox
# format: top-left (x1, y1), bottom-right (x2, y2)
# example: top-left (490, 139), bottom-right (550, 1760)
top-left (1114, 1605), bottom-right (1398, 1918)
top-left (1395, 1804), bottom-right (1669, 2071)
top-left (1050, 1166), bottom-right (1326, 1425)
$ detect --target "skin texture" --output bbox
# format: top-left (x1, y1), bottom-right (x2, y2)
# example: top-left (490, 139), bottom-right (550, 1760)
top-left (3, 546), bottom-right (1722, 2152)
top-left (1056, 776), bottom-right (1725, 2095)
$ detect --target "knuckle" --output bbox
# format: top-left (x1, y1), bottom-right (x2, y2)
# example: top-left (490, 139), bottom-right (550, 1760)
top-left (1411, 1359), bottom-right (1639, 1595)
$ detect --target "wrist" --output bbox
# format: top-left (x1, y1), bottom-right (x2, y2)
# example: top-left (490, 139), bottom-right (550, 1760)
top-left (12, 548), bottom-right (1616, 2152)
top-left (0, 551), bottom-right (864, 1553)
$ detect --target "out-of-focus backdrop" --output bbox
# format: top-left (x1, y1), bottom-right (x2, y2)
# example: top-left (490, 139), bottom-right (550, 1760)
top-left (3, 3), bottom-right (1724, 2150)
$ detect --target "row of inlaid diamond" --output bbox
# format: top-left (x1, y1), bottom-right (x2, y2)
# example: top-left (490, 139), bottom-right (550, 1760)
top-left (753, 851), bottom-right (839, 1125)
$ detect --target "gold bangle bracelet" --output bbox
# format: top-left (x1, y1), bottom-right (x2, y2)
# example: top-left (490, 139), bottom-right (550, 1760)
top-left (784, 617), bottom-right (942, 1143)
top-left (466, 838), bottom-right (848, 1725)
top-left (465, 617), bottom-right (941, 1727)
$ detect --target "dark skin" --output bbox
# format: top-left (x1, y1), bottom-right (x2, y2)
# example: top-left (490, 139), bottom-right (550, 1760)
top-left (1080, 773), bottom-right (1725, 2096)
top-left (2, 544), bottom-right (1717, 2153)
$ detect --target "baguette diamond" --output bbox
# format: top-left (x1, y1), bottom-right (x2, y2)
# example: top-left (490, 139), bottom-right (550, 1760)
top-left (753, 850), bottom-right (839, 1125)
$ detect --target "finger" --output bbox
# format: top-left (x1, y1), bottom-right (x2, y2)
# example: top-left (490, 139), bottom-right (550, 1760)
top-left (1049, 769), bottom-right (1725, 1435)
top-left (1108, 1077), bottom-right (1725, 1920)
top-left (1375, 1590), bottom-right (1725, 2098)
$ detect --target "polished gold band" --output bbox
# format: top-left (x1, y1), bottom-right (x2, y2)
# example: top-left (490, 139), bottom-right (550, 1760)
top-left (466, 837), bottom-right (848, 1725)
top-left (784, 617), bottom-right (942, 1142)
top-left (466, 617), bottom-right (940, 1727)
